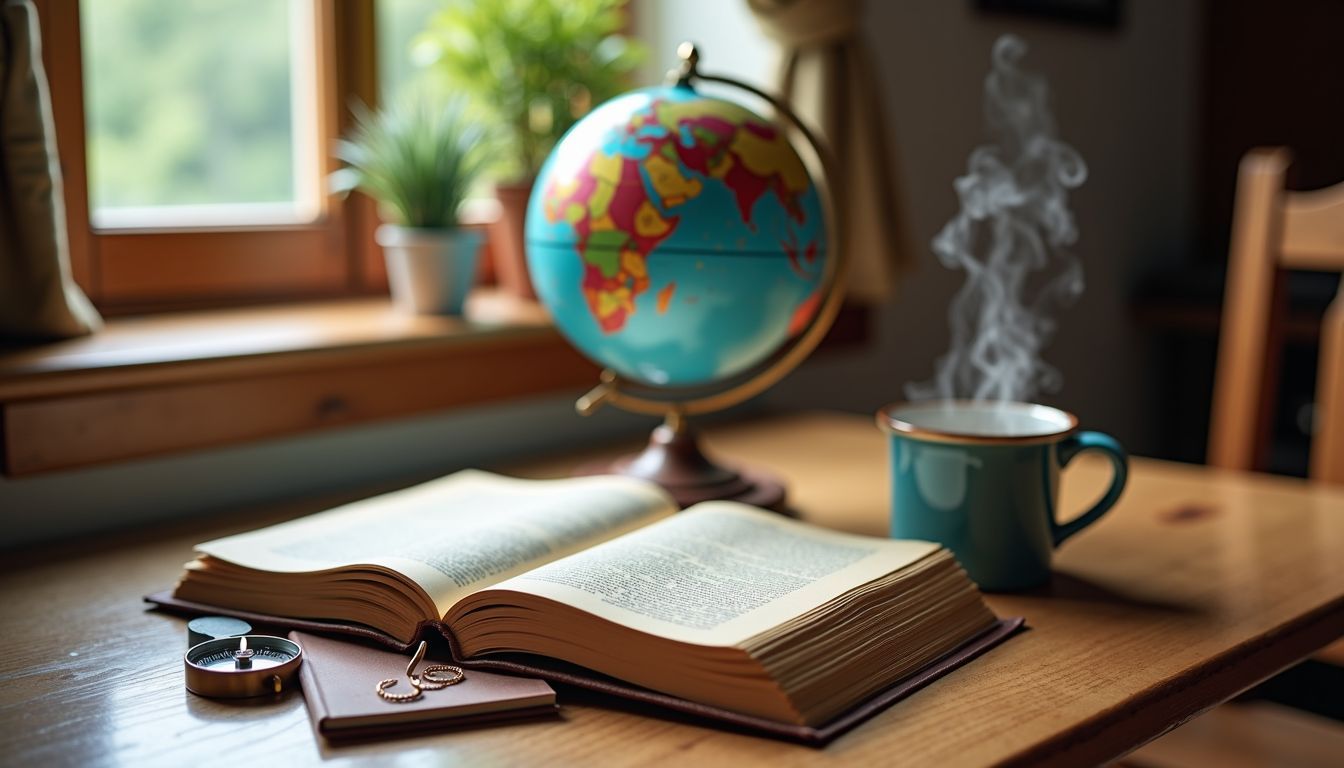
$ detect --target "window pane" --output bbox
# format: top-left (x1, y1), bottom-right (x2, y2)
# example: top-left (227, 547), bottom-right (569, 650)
top-left (376, 0), bottom-right (441, 102)
top-left (81, 0), bottom-right (318, 228)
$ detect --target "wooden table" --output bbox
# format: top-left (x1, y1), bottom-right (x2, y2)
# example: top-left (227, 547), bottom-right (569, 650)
top-left (2, 412), bottom-right (1341, 766)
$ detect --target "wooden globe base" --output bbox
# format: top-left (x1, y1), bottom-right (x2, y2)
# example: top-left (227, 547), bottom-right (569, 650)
top-left (575, 422), bottom-right (787, 512)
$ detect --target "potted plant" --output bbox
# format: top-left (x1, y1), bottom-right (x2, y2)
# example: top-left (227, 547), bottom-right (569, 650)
top-left (418, 0), bottom-right (643, 299)
top-left (331, 96), bottom-right (492, 315)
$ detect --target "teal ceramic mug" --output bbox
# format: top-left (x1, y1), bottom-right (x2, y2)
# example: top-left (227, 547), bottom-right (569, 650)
top-left (876, 400), bottom-right (1128, 591)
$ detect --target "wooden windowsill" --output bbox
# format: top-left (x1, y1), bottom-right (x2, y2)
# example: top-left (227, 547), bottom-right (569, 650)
top-left (0, 296), bottom-right (871, 476)
top-left (0, 291), bottom-right (559, 400)
top-left (0, 293), bottom-right (598, 475)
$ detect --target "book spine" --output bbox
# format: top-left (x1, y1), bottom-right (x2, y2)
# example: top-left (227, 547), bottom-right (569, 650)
top-left (292, 632), bottom-right (330, 735)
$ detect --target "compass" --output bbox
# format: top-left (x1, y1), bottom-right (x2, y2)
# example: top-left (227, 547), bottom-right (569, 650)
top-left (184, 635), bottom-right (304, 698)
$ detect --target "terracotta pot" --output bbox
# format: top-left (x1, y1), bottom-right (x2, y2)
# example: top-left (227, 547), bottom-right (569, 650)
top-left (491, 179), bottom-right (537, 300)
top-left (375, 225), bottom-right (482, 315)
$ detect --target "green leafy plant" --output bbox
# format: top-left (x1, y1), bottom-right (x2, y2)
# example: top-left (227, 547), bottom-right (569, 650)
top-left (330, 96), bottom-right (492, 228)
top-left (417, 0), bottom-right (644, 181)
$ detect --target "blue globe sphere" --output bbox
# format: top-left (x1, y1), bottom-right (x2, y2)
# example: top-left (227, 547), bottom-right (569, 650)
top-left (526, 83), bottom-right (828, 387)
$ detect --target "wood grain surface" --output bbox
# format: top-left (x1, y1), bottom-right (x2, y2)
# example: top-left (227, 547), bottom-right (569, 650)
top-left (1, 412), bottom-right (1341, 767)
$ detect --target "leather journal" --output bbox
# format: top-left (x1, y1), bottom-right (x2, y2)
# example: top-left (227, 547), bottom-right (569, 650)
top-left (292, 630), bottom-right (557, 741)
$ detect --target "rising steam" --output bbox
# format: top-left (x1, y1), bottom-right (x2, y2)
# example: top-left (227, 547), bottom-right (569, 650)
top-left (906, 35), bottom-right (1087, 403)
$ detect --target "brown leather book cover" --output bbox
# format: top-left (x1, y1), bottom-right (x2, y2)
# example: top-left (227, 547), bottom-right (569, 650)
top-left (292, 630), bottom-right (557, 741)
top-left (148, 590), bottom-right (1024, 746)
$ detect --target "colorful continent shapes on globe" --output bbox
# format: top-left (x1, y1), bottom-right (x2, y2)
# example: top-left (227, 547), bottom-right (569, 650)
top-left (543, 97), bottom-right (813, 334)
top-left (647, 99), bottom-right (810, 228)
top-left (544, 149), bottom-right (680, 333)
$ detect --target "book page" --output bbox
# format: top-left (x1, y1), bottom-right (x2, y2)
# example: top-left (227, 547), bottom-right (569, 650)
top-left (195, 471), bottom-right (676, 614)
top-left (488, 503), bottom-right (941, 647)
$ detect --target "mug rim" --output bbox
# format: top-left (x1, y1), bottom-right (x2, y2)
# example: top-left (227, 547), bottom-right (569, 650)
top-left (875, 399), bottom-right (1079, 446)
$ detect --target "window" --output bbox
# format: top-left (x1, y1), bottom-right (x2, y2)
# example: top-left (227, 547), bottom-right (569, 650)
top-left (42, 1), bottom-right (718, 315)
top-left (81, 0), bottom-right (320, 229)
top-left (40, 0), bottom-right (379, 314)
top-left (375, 0), bottom-right (441, 101)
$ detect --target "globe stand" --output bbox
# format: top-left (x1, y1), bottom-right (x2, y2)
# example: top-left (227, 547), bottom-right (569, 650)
top-left (574, 412), bottom-right (787, 512)
top-left (557, 42), bottom-right (845, 514)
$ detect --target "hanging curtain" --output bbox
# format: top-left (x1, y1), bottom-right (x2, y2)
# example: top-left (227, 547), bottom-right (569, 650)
top-left (0, 0), bottom-right (100, 341)
top-left (747, 0), bottom-right (911, 302)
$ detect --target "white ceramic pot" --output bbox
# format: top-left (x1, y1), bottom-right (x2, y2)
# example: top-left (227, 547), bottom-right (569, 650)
top-left (375, 225), bottom-right (482, 315)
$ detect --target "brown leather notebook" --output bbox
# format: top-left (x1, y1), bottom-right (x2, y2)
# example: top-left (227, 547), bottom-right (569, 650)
top-left (292, 630), bottom-right (557, 741)
top-left (148, 590), bottom-right (1023, 746)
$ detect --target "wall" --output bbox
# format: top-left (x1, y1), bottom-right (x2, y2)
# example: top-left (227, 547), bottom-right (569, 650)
top-left (763, 0), bottom-right (1201, 457)
top-left (637, 0), bottom-right (775, 90)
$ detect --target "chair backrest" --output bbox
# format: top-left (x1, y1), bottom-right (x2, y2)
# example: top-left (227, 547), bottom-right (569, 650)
top-left (1209, 147), bottom-right (1344, 483)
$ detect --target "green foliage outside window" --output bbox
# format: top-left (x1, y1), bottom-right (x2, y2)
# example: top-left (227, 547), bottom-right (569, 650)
top-left (81, 0), bottom-right (294, 210)
top-left (416, 0), bottom-right (644, 182)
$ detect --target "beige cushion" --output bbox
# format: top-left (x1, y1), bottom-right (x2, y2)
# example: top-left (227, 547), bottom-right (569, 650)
top-left (0, 0), bottom-right (100, 342)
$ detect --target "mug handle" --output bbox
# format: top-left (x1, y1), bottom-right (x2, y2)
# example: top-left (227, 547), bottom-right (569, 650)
top-left (1051, 431), bottom-right (1128, 546)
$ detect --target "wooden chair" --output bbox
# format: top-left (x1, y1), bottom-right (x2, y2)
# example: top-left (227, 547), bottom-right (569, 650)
top-left (1208, 147), bottom-right (1344, 669)
top-left (1127, 148), bottom-right (1344, 768)
top-left (1208, 147), bottom-right (1344, 483)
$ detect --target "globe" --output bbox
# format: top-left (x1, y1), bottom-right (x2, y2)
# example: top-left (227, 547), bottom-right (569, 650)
top-left (525, 82), bottom-right (829, 388)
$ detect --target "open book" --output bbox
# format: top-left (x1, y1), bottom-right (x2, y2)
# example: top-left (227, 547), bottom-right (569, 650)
top-left (172, 471), bottom-right (1003, 730)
